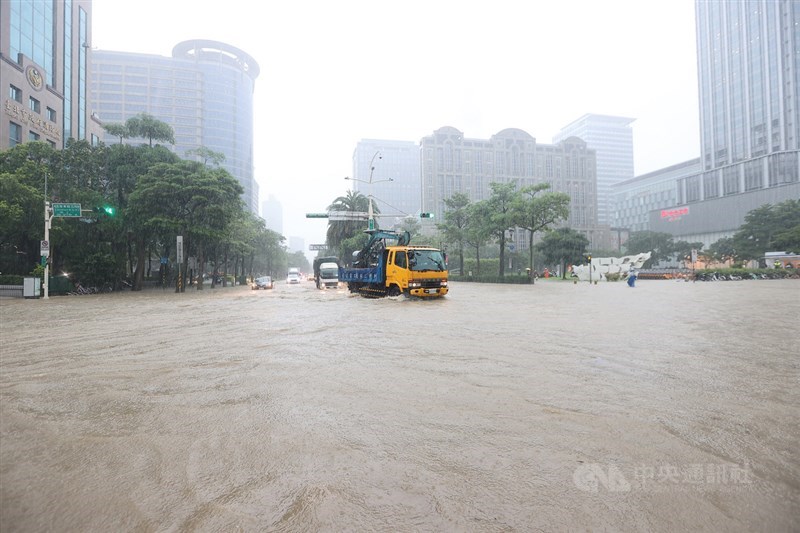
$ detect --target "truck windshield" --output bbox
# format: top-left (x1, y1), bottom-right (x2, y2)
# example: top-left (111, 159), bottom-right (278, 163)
top-left (320, 268), bottom-right (337, 277)
top-left (408, 250), bottom-right (447, 272)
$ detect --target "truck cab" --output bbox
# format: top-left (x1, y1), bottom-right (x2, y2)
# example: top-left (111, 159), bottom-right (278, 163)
top-left (385, 246), bottom-right (449, 298)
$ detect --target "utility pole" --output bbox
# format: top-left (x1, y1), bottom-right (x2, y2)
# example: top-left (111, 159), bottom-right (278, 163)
top-left (42, 173), bottom-right (53, 299)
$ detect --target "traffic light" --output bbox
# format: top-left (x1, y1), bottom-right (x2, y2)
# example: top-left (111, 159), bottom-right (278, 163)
top-left (419, 212), bottom-right (434, 218)
top-left (586, 254), bottom-right (592, 263)
top-left (93, 205), bottom-right (116, 217)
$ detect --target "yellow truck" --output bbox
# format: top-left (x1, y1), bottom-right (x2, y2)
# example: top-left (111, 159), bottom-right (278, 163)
top-left (339, 230), bottom-right (449, 298)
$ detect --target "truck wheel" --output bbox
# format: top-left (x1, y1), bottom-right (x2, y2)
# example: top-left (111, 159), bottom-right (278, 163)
top-left (388, 285), bottom-right (401, 297)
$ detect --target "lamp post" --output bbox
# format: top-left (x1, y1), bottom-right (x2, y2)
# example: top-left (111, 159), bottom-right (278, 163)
top-left (344, 151), bottom-right (392, 231)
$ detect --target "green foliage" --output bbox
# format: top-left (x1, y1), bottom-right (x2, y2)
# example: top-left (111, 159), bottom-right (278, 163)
top-left (437, 192), bottom-right (471, 274)
top-left (0, 139), bottom-right (290, 290)
top-left (125, 113), bottom-right (175, 147)
top-left (393, 216), bottom-right (422, 241)
top-left (326, 190), bottom-right (376, 253)
top-left (287, 250), bottom-right (310, 272)
top-left (535, 227), bottom-right (589, 278)
top-left (511, 183), bottom-right (571, 275)
top-left (449, 273), bottom-right (532, 284)
top-left (732, 199), bottom-right (800, 259)
top-left (625, 231), bottom-right (676, 267)
top-left (707, 237), bottom-right (737, 263)
top-left (0, 274), bottom-right (24, 285)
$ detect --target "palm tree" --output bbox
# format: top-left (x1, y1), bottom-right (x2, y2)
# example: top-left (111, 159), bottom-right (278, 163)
top-left (326, 190), bottom-right (379, 251)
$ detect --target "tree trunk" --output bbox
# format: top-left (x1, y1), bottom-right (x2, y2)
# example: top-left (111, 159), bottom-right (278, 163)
top-left (529, 231), bottom-right (535, 284)
top-left (196, 242), bottom-right (204, 291)
top-left (133, 236), bottom-right (146, 291)
top-left (498, 233), bottom-right (506, 277)
top-left (222, 246), bottom-right (229, 287)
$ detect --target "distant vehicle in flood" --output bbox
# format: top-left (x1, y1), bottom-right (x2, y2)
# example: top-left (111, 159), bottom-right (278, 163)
top-left (252, 276), bottom-right (273, 290)
top-left (286, 268), bottom-right (301, 284)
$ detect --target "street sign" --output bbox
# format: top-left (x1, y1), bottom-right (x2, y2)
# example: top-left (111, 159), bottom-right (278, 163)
top-left (40, 240), bottom-right (49, 257)
top-left (52, 203), bottom-right (81, 217)
top-left (176, 236), bottom-right (184, 264)
top-left (306, 213), bottom-right (329, 218)
top-left (309, 244), bottom-right (328, 251)
top-left (328, 211), bottom-right (368, 221)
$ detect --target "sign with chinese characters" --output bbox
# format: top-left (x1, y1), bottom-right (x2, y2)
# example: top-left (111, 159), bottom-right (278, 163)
top-left (4, 100), bottom-right (61, 139)
top-left (52, 203), bottom-right (81, 217)
top-left (660, 207), bottom-right (689, 222)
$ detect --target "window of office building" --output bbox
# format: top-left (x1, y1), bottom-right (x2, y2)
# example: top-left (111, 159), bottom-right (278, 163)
top-left (10, 85), bottom-right (22, 102)
top-left (46, 107), bottom-right (56, 122)
top-left (29, 131), bottom-right (40, 141)
top-left (703, 173), bottom-right (719, 198)
top-left (744, 159), bottom-right (763, 190)
top-left (9, 122), bottom-right (23, 147)
top-left (769, 152), bottom-right (799, 184)
top-left (29, 97), bottom-right (40, 113)
top-left (685, 175), bottom-right (701, 203)
top-left (722, 166), bottom-right (740, 195)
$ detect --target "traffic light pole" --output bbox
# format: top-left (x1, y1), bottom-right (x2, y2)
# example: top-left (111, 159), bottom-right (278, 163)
top-left (43, 200), bottom-right (52, 299)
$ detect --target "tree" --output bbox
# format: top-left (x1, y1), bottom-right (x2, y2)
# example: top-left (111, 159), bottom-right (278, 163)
top-left (126, 113), bottom-right (175, 147)
top-left (510, 183), bottom-right (570, 277)
top-left (287, 250), bottom-right (310, 272)
top-left (394, 216), bottom-right (422, 241)
top-left (732, 200), bottom-right (800, 259)
top-left (706, 237), bottom-right (737, 266)
top-left (326, 190), bottom-right (377, 258)
top-left (103, 123), bottom-right (130, 144)
top-left (487, 182), bottom-right (517, 277)
top-left (625, 231), bottom-right (675, 267)
top-left (186, 146), bottom-right (225, 167)
top-left (128, 160), bottom-right (243, 292)
top-left (463, 200), bottom-right (493, 276)
top-left (672, 240), bottom-right (704, 266)
top-left (437, 192), bottom-right (470, 275)
top-left (535, 228), bottom-right (589, 279)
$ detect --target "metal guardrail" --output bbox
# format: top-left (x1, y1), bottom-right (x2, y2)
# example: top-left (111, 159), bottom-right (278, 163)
top-left (0, 285), bottom-right (24, 298)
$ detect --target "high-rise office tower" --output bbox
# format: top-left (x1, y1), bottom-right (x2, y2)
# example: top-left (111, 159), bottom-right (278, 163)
top-left (261, 194), bottom-right (283, 235)
top-left (91, 41), bottom-right (260, 212)
top-left (1, 0), bottom-right (103, 148)
top-left (553, 114), bottom-right (634, 226)
top-left (680, 0), bottom-right (798, 203)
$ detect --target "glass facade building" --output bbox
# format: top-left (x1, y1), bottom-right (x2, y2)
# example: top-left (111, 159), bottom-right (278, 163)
top-left (1, 0), bottom-right (101, 149)
top-left (91, 40), bottom-right (260, 213)
top-left (553, 114), bottom-right (635, 226)
top-left (678, 0), bottom-right (799, 204)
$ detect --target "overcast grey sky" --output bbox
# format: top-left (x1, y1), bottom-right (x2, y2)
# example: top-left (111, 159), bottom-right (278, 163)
top-left (92, 0), bottom-right (700, 249)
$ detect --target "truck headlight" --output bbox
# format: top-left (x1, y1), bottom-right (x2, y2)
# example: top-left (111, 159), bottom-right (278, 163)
top-left (409, 281), bottom-right (421, 288)
top-left (440, 280), bottom-right (448, 287)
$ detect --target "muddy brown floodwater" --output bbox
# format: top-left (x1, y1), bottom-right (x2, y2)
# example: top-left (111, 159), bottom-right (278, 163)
top-left (1, 279), bottom-right (799, 532)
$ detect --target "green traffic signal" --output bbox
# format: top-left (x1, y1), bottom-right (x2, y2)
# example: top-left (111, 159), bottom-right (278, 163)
top-left (419, 212), bottom-right (434, 218)
top-left (93, 205), bottom-right (116, 217)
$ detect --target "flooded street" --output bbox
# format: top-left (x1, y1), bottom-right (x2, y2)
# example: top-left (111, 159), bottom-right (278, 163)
top-left (1, 279), bottom-right (798, 532)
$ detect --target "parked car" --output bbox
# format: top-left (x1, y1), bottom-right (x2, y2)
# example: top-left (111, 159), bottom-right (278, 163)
top-left (252, 276), bottom-right (273, 290)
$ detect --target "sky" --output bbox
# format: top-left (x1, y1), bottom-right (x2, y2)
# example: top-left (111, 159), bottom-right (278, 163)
top-left (91, 0), bottom-right (700, 251)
